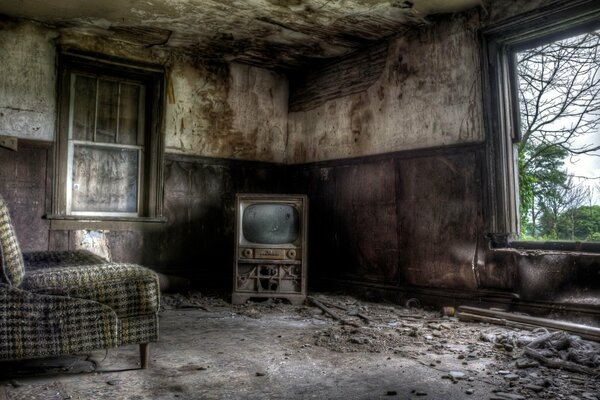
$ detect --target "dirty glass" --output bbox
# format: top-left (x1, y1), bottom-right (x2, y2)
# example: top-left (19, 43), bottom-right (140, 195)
top-left (72, 75), bottom-right (96, 141)
top-left (119, 83), bottom-right (142, 145)
top-left (96, 79), bottom-right (119, 143)
top-left (68, 72), bottom-right (145, 215)
top-left (71, 145), bottom-right (139, 214)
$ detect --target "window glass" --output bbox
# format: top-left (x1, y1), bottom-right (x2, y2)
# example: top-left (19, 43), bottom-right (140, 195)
top-left (72, 74), bottom-right (96, 141)
top-left (67, 72), bottom-right (145, 216)
top-left (54, 52), bottom-right (164, 225)
top-left (96, 79), bottom-right (119, 143)
top-left (515, 30), bottom-right (600, 241)
top-left (71, 145), bottom-right (139, 214)
top-left (119, 83), bottom-right (143, 145)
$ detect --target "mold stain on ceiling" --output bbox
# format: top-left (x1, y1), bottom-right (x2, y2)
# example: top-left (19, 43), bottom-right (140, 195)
top-left (0, 0), bottom-right (480, 70)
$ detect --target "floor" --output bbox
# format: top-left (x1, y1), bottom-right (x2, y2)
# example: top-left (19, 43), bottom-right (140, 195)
top-left (0, 293), bottom-right (598, 400)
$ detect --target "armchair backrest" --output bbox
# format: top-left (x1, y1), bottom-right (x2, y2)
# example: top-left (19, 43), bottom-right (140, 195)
top-left (0, 195), bottom-right (25, 287)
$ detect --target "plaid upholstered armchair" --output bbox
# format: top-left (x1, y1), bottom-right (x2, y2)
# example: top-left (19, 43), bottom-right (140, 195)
top-left (0, 195), bottom-right (160, 368)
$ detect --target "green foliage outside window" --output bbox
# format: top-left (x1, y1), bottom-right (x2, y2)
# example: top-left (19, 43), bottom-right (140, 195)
top-left (516, 30), bottom-right (600, 242)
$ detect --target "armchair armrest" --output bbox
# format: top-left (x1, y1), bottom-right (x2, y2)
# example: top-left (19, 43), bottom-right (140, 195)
top-left (22, 264), bottom-right (160, 318)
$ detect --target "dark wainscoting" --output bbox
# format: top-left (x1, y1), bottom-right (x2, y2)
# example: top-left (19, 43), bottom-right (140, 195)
top-left (156, 154), bottom-right (286, 286)
top-left (288, 142), bottom-right (487, 291)
top-left (289, 143), bottom-right (600, 323)
top-left (0, 141), bottom-right (285, 288)
top-left (0, 140), bottom-right (52, 252)
top-left (2, 140), bottom-right (598, 322)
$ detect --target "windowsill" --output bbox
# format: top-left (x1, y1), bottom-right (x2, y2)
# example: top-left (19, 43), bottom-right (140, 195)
top-left (500, 240), bottom-right (600, 254)
top-left (46, 214), bottom-right (167, 231)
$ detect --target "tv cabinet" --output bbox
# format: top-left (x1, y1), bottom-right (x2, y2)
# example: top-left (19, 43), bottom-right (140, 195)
top-left (232, 193), bottom-right (308, 305)
top-left (232, 263), bottom-right (306, 305)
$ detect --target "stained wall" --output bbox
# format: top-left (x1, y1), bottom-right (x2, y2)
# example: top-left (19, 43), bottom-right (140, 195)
top-left (284, 2), bottom-right (599, 321)
top-left (0, 18), bottom-right (288, 285)
top-left (1, 1), bottom-right (598, 321)
top-left (0, 19), bottom-right (289, 163)
top-left (286, 12), bottom-right (483, 163)
top-left (0, 22), bottom-right (57, 141)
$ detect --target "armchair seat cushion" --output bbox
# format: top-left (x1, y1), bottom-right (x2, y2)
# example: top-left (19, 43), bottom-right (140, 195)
top-left (22, 263), bottom-right (160, 319)
top-left (23, 250), bottom-right (109, 271)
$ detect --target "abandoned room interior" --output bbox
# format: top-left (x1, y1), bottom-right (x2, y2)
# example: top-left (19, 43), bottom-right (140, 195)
top-left (1, 0), bottom-right (599, 398)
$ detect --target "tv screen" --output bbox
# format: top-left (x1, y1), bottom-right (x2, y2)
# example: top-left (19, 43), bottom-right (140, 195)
top-left (242, 204), bottom-right (299, 244)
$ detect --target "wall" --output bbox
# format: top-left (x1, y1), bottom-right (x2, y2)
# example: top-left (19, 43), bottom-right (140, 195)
top-left (289, 144), bottom-right (485, 288)
top-left (285, 2), bottom-right (599, 322)
top-left (290, 144), bottom-right (600, 321)
top-left (0, 18), bottom-right (288, 286)
top-left (286, 12), bottom-right (483, 163)
top-left (1, 2), bottom-right (598, 320)
top-left (0, 22), bottom-right (57, 141)
top-left (156, 155), bottom-right (285, 285)
top-left (164, 61), bottom-right (288, 162)
top-left (285, 11), bottom-right (490, 294)
top-left (0, 141), bottom-right (51, 252)
top-left (0, 142), bottom-right (284, 286)
top-left (0, 19), bottom-right (289, 162)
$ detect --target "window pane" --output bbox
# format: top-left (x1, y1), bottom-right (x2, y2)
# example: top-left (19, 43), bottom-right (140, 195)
top-left (71, 145), bottom-right (139, 213)
top-left (96, 79), bottom-right (119, 143)
top-left (72, 75), bottom-right (96, 141)
top-left (119, 83), bottom-right (142, 145)
top-left (516, 30), bottom-right (600, 241)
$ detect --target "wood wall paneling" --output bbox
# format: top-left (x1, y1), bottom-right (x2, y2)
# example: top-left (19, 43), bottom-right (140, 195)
top-left (292, 145), bottom-right (485, 291)
top-left (0, 141), bottom-right (51, 252)
top-left (2, 140), bottom-right (598, 320)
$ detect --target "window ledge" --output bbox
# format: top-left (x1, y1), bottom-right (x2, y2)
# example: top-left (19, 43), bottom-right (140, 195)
top-left (496, 240), bottom-right (600, 254)
top-left (46, 214), bottom-right (167, 231)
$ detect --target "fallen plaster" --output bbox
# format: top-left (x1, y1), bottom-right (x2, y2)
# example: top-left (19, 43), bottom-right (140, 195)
top-left (1, 293), bottom-right (598, 399)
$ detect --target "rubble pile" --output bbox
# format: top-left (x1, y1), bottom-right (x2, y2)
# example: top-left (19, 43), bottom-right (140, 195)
top-left (160, 292), bottom-right (599, 399)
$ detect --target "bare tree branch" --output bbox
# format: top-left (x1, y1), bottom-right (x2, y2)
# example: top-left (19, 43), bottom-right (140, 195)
top-left (516, 30), bottom-right (600, 239)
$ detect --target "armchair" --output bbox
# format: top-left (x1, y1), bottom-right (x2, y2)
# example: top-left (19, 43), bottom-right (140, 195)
top-left (0, 195), bottom-right (160, 368)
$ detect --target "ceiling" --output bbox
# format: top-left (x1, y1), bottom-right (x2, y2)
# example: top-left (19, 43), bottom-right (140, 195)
top-left (0, 0), bottom-right (480, 70)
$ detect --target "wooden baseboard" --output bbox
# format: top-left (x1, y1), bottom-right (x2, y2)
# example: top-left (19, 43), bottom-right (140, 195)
top-left (319, 277), bottom-right (600, 325)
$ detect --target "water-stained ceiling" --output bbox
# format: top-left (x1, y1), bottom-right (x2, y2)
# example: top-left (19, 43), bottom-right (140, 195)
top-left (0, 0), bottom-right (480, 70)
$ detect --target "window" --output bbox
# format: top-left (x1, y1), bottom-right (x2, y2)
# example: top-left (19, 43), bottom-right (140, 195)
top-left (482, 1), bottom-right (600, 249)
top-left (51, 51), bottom-right (165, 229)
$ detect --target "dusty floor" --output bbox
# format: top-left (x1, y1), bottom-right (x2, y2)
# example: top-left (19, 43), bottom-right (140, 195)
top-left (1, 293), bottom-right (598, 400)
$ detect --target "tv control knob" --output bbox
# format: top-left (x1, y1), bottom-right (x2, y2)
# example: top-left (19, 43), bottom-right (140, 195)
top-left (242, 248), bottom-right (253, 259)
top-left (286, 249), bottom-right (296, 259)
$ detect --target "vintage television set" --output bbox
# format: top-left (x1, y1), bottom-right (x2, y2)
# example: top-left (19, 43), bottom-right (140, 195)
top-left (232, 193), bottom-right (308, 305)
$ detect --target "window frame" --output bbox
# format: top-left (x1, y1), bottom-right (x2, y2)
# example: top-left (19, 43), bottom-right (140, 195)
top-left (50, 50), bottom-right (166, 230)
top-left (481, 0), bottom-right (600, 250)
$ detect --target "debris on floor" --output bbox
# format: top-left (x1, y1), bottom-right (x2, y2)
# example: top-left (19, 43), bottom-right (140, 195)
top-left (1, 292), bottom-right (598, 400)
top-left (522, 331), bottom-right (600, 375)
top-left (457, 305), bottom-right (600, 342)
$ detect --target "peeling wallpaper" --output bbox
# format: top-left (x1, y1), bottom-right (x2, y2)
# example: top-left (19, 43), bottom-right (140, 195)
top-left (286, 12), bottom-right (484, 163)
top-left (165, 62), bottom-right (288, 162)
top-left (0, 2), bottom-right (557, 164)
top-left (0, 20), bottom-right (288, 163)
top-left (0, 22), bottom-right (57, 141)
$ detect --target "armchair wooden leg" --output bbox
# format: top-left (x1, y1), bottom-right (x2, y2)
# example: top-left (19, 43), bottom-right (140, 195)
top-left (140, 343), bottom-right (150, 369)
